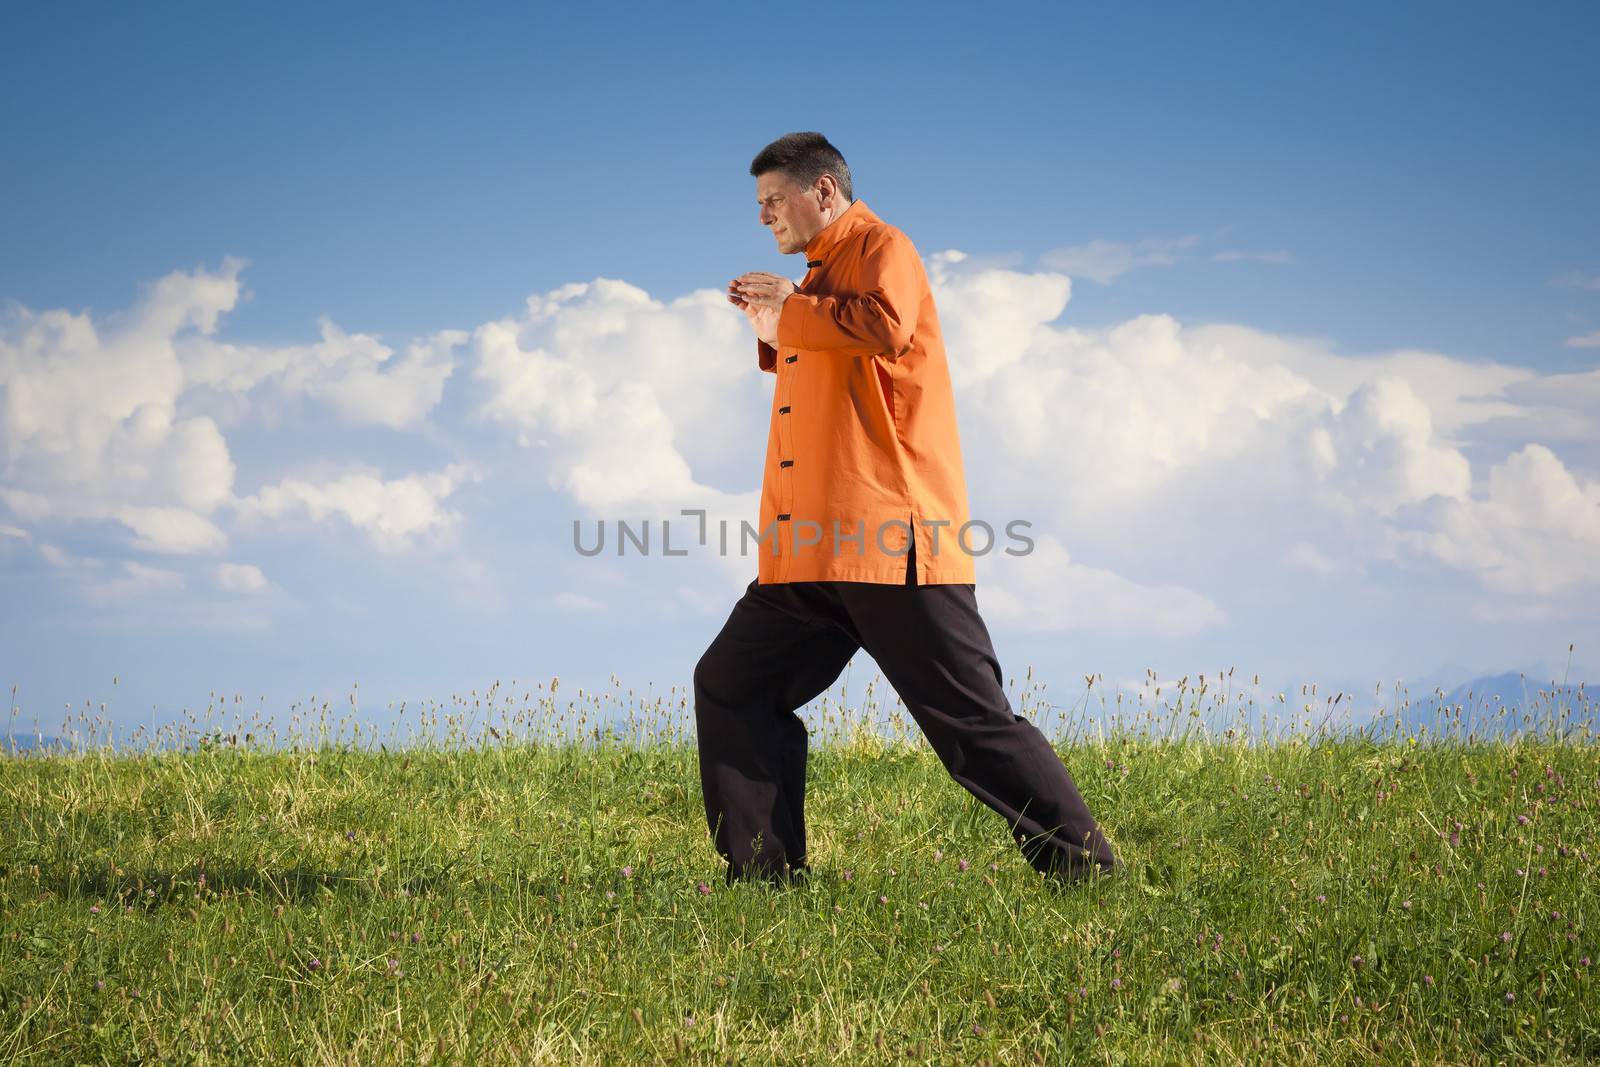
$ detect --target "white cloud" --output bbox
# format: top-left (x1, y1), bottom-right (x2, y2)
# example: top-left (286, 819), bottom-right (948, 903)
top-left (926, 260), bottom-right (1598, 601)
top-left (927, 253), bottom-right (1071, 387)
top-left (2, 259), bottom-right (473, 569)
top-left (1564, 330), bottom-right (1600, 349)
top-left (216, 561), bottom-right (268, 594)
top-left (1318, 374), bottom-right (1471, 518)
top-left (115, 505), bottom-right (227, 554)
top-left (979, 534), bottom-right (1225, 635)
top-left (0, 261), bottom-right (241, 553)
top-left (1391, 443), bottom-right (1600, 596)
top-left (1039, 235), bottom-right (1200, 284)
top-left (179, 317), bottom-right (460, 429)
top-left (232, 463), bottom-right (480, 553)
top-left (9, 250), bottom-right (1599, 639)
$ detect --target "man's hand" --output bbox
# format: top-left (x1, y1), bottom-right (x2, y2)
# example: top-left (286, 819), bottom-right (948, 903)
top-left (727, 272), bottom-right (789, 345)
top-left (731, 271), bottom-right (795, 311)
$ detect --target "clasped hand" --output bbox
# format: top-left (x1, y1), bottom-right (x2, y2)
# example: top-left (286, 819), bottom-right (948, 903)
top-left (727, 271), bottom-right (794, 345)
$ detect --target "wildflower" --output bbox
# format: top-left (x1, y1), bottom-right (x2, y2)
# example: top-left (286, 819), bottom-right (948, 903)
top-left (1351, 955), bottom-right (1363, 968)
top-left (1423, 974), bottom-right (1433, 985)
top-left (1316, 894), bottom-right (1327, 904)
top-left (933, 850), bottom-right (943, 863)
top-left (1449, 832), bottom-right (1461, 848)
top-left (308, 958), bottom-right (322, 971)
top-left (411, 932), bottom-right (422, 944)
top-left (842, 869), bottom-right (854, 881)
top-left (605, 890), bottom-right (615, 900)
top-left (697, 882), bottom-right (711, 896)
top-left (1517, 815), bottom-right (1530, 826)
top-left (1503, 991), bottom-right (1514, 1004)
top-left (1551, 911), bottom-right (1562, 921)
top-left (1112, 948), bottom-right (1121, 959)
top-left (879, 895), bottom-right (889, 905)
top-left (1500, 931), bottom-right (1512, 943)
top-left (957, 859), bottom-right (970, 872)
top-left (89, 905), bottom-right (101, 914)
top-left (684, 1015), bottom-right (696, 1028)
top-left (1580, 957), bottom-right (1590, 967)
top-left (95, 979), bottom-right (105, 991)
top-left (621, 866), bottom-right (633, 878)
top-left (1401, 900), bottom-right (1412, 910)
top-left (990, 862), bottom-right (999, 872)
top-left (345, 829), bottom-right (357, 842)
top-left (1110, 978), bottom-right (1122, 990)
top-left (1538, 867), bottom-right (1548, 877)
top-left (971, 1023), bottom-right (985, 1036)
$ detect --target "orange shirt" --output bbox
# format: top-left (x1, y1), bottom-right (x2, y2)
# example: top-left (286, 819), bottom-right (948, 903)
top-left (753, 199), bottom-right (976, 585)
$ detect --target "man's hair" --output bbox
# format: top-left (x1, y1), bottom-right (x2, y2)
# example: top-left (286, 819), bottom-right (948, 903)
top-left (750, 132), bottom-right (853, 203)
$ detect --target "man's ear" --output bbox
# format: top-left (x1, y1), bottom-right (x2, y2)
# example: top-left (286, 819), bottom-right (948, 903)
top-left (815, 173), bottom-right (839, 211)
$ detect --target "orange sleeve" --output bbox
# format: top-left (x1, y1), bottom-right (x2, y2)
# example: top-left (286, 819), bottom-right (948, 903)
top-left (775, 230), bottom-right (921, 359)
top-left (758, 338), bottom-right (777, 373)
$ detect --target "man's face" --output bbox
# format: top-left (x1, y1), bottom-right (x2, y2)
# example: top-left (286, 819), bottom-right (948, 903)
top-left (757, 170), bottom-right (827, 255)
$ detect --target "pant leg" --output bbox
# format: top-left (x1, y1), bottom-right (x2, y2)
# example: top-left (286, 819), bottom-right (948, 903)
top-left (831, 580), bottom-right (1118, 880)
top-left (693, 577), bottom-right (860, 882)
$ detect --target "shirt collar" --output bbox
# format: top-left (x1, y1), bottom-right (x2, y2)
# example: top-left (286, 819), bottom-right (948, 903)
top-left (802, 198), bottom-right (878, 266)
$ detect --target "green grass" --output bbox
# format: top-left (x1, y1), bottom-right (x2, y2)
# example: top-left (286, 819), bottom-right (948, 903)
top-left (1, 673), bottom-right (1596, 1064)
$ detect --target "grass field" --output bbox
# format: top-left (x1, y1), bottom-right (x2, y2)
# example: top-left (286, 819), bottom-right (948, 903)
top-left (2, 672), bottom-right (1596, 1064)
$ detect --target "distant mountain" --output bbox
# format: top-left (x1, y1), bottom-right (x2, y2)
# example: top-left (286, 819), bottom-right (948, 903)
top-left (1391, 670), bottom-right (1594, 741)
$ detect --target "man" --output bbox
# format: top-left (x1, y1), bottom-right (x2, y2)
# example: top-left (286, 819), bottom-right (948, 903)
top-left (693, 131), bottom-right (1119, 888)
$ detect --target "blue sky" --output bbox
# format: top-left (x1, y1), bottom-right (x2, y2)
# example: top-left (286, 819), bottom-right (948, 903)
top-left (3, 2), bottom-right (1597, 745)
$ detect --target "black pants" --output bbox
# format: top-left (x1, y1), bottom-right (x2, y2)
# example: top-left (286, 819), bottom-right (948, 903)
top-left (692, 539), bottom-right (1118, 885)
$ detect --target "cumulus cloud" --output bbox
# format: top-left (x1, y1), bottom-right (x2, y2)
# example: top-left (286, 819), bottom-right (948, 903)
top-left (2, 258), bottom-right (474, 575)
top-left (1564, 330), bottom-right (1600, 349)
top-left (467, 277), bottom-right (773, 593)
top-left (179, 317), bottom-right (460, 429)
top-left (9, 249), bottom-right (1598, 640)
top-left (0, 260), bottom-right (241, 553)
top-left (922, 256), bottom-right (1599, 603)
top-left (233, 463), bottom-right (480, 553)
top-left (1390, 444), bottom-right (1600, 596)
